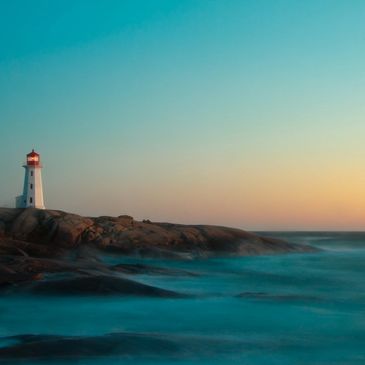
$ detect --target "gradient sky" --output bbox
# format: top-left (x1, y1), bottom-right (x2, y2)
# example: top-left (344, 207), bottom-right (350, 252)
top-left (1, 0), bottom-right (365, 230)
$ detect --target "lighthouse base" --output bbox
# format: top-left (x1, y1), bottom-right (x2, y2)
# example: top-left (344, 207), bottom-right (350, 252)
top-left (15, 195), bottom-right (25, 209)
top-left (15, 195), bottom-right (45, 209)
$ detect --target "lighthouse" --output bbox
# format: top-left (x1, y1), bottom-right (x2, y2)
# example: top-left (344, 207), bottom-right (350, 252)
top-left (15, 149), bottom-right (45, 209)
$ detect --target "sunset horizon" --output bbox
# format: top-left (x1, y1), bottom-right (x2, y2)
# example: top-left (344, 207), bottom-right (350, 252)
top-left (2, 1), bottom-right (365, 231)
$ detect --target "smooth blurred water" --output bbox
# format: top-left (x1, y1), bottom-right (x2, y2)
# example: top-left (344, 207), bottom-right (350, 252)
top-left (1, 232), bottom-right (364, 364)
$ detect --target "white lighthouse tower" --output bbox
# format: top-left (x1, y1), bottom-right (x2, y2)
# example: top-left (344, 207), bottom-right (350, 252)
top-left (16, 149), bottom-right (45, 209)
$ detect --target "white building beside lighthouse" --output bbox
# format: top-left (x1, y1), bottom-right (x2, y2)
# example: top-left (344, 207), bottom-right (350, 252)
top-left (16, 149), bottom-right (45, 209)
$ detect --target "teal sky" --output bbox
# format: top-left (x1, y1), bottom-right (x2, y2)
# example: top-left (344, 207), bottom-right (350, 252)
top-left (1, 0), bottom-right (365, 230)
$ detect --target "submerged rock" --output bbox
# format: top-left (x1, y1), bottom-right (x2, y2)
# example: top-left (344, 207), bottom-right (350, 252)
top-left (0, 333), bottom-right (180, 359)
top-left (30, 275), bottom-right (187, 297)
top-left (236, 292), bottom-right (320, 301)
top-left (111, 263), bottom-right (198, 276)
top-left (0, 332), bottom-right (247, 360)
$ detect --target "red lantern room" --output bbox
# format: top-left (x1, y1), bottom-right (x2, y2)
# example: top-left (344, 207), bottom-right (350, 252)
top-left (26, 149), bottom-right (40, 166)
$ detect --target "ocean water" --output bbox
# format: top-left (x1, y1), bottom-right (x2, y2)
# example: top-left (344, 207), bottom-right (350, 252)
top-left (1, 232), bottom-right (364, 364)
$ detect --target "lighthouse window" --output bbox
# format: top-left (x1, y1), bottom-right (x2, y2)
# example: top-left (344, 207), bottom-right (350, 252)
top-left (30, 197), bottom-right (33, 203)
top-left (30, 184), bottom-right (33, 189)
top-left (31, 171), bottom-right (33, 176)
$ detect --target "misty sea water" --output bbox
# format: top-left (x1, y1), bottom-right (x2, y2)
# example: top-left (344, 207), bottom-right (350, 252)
top-left (1, 233), bottom-right (364, 364)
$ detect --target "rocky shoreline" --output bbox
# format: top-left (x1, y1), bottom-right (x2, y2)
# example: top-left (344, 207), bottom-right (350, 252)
top-left (0, 208), bottom-right (316, 295)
